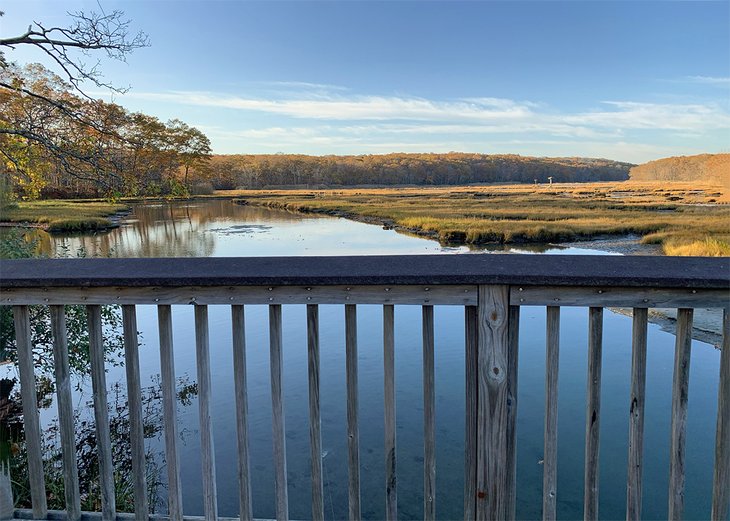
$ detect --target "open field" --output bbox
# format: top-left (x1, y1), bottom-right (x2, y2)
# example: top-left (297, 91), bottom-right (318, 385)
top-left (227, 181), bottom-right (730, 256)
top-left (0, 200), bottom-right (129, 232)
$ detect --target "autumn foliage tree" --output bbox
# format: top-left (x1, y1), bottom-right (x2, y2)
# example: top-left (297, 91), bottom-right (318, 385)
top-left (0, 10), bottom-right (211, 200)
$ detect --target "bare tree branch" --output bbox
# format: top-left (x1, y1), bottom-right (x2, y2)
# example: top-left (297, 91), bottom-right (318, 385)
top-left (0, 10), bottom-right (149, 95)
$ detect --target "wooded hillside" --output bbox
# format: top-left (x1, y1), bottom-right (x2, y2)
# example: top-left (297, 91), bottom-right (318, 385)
top-left (208, 153), bottom-right (633, 189)
top-left (629, 153), bottom-right (729, 188)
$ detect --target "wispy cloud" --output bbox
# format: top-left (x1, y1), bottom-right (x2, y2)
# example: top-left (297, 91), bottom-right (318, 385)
top-left (683, 75), bottom-right (730, 85)
top-left (119, 89), bottom-right (730, 134)
top-left (108, 86), bottom-right (729, 162)
top-left (119, 91), bottom-right (536, 121)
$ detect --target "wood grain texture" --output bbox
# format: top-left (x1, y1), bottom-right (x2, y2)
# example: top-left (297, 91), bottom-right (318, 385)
top-left (268, 305), bottom-right (288, 521)
top-left (157, 306), bottom-right (183, 521)
top-left (711, 308), bottom-right (730, 521)
top-left (345, 304), bottom-right (361, 521)
top-left (231, 306), bottom-right (253, 521)
top-left (626, 308), bottom-right (648, 521)
top-left (476, 285), bottom-right (511, 521)
top-left (584, 307), bottom-right (603, 521)
top-left (50, 306), bottom-right (81, 521)
top-left (0, 284), bottom-right (476, 306)
top-left (422, 305), bottom-right (436, 521)
top-left (464, 306), bottom-right (478, 521)
top-left (543, 306), bottom-right (560, 521)
top-left (13, 305), bottom-right (48, 519)
top-left (87, 305), bottom-right (116, 521)
top-left (506, 305), bottom-right (520, 521)
top-left (383, 305), bottom-right (397, 521)
top-left (194, 306), bottom-right (218, 521)
top-left (122, 305), bottom-right (149, 521)
top-left (668, 309), bottom-right (693, 521)
top-left (306, 305), bottom-right (324, 521)
top-left (510, 286), bottom-right (727, 309)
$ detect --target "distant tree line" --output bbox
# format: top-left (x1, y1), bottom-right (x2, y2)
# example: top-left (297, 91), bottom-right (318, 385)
top-left (207, 153), bottom-right (633, 189)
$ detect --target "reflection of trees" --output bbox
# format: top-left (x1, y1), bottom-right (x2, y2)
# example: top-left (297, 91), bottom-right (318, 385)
top-left (5, 375), bottom-right (197, 512)
top-left (40, 200), bottom-right (325, 258)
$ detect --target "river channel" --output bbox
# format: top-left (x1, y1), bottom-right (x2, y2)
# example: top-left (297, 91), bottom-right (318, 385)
top-left (11, 200), bottom-right (724, 520)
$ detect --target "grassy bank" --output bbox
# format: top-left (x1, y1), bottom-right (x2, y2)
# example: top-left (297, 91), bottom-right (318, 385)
top-left (0, 200), bottom-right (129, 232)
top-left (228, 182), bottom-right (730, 256)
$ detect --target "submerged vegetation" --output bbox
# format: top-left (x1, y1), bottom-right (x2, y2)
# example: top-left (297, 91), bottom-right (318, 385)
top-left (232, 181), bottom-right (730, 256)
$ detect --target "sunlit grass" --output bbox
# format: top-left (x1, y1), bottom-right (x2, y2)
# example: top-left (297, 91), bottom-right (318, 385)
top-left (227, 181), bottom-right (729, 256)
top-left (663, 237), bottom-right (730, 257)
top-left (0, 200), bottom-right (128, 231)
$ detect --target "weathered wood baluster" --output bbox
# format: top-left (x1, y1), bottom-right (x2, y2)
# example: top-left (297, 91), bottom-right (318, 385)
top-left (626, 308), bottom-right (648, 521)
top-left (194, 305), bottom-right (218, 521)
top-left (50, 305), bottom-right (81, 521)
top-left (711, 308), bottom-right (729, 521)
top-left (476, 285), bottom-right (511, 521)
top-left (384, 304), bottom-right (397, 521)
top-left (668, 309), bottom-right (693, 521)
top-left (87, 305), bottom-right (116, 521)
top-left (506, 304), bottom-right (520, 521)
top-left (122, 304), bottom-right (149, 521)
top-left (543, 306), bottom-right (560, 521)
top-left (232, 305), bottom-right (253, 521)
top-left (345, 304), bottom-right (361, 521)
top-left (584, 307), bottom-right (603, 521)
top-left (464, 305), bottom-right (478, 521)
top-left (307, 304), bottom-right (324, 521)
top-left (13, 305), bottom-right (48, 519)
top-left (423, 305), bottom-right (436, 521)
top-left (158, 305), bottom-right (183, 521)
top-left (269, 304), bottom-right (288, 521)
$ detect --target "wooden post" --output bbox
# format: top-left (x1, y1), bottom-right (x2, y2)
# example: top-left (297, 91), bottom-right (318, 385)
top-left (232, 305), bottom-right (253, 521)
top-left (626, 308), bottom-right (648, 521)
top-left (13, 305), bottom-right (48, 519)
top-left (269, 305), bottom-right (288, 521)
top-left (711, 308), bottom-right (729, 521)
top-left (423, 305), bottom-right (436, 521)
top-left (669, 309), bottom-right (693, 520)
top-left (307, 304), bottom-right (324, 521)
top-left (476, 285), bottom-right (511, 521)
top-left (464, 306), bottom-right (478, 521)
top-left (543, 306), bottom-right (560, 521)
top-left (584, 307), bottom-right (603, 521)
top-left (158, 305), bottom-right (183, 521)
top-left (123, 305), bottom-right (149, 521)
top-left (345, 304), bottom-right (361, 521)
top-left (50, 306), bottom-right (81, 521)
top-left (88, 305), bottom-right (116, 521)
top-left (383, 305), bottom-right (397, 521)
top-left (506, 305), bottom-right (520, 521)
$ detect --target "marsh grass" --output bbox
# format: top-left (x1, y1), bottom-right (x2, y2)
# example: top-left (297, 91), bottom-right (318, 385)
top-left (228, 181), bottom-right (730, 256)
top-left (0, 201), bottom-right (128, 231)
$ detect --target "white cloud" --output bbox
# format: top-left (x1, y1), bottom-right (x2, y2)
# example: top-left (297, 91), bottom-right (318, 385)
top-left (109, 86), bottom-right (730, 162)
top-left (117, 90), bottom-right (730, 135)
top-left (117, 91), bottom-right (536, 121)
top-left (565, 101), bottom-right (730, 130)
top-left (684, 76), bottom-right (730, 85)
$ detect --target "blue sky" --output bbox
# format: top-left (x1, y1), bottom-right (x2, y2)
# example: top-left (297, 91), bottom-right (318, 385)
top-left (2, 0), bottom-right (729, 163)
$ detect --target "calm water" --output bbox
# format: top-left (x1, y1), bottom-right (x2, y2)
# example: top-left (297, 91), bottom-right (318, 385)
top-left (11, 201), bottom-right (724, 520)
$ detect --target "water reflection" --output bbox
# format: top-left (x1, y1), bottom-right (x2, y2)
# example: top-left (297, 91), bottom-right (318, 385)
top-left (23, 199), bottom-right (620, 258)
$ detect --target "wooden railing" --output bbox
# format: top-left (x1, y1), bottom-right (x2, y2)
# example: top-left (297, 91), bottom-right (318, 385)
top-left (1, 254), bottom-right (729, 521)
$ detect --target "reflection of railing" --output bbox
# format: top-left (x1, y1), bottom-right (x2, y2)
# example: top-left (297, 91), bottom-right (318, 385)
top-left (2, 255), bottom-right (729, 521)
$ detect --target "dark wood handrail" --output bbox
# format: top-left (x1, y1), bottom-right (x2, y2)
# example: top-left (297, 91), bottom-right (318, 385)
top-left (2, 254), bottom-right (729, 289)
